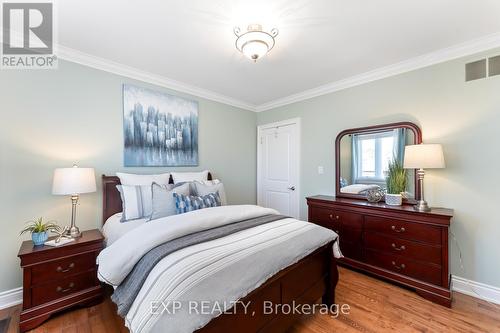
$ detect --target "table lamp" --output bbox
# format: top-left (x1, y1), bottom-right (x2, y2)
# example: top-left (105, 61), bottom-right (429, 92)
top-left (52, 165), bottom-right (96, 238)
top-left (403, 144), bottom-right (445, 212)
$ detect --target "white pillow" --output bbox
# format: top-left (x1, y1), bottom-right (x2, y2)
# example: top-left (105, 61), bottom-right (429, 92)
top-left (194, 180), bottom-right (227, 205)
top-left (116, 185), bottom-right (153, 222)
top-left (171, 170), bottom-right (209, 184)
top-left (116, 172), bottom-right (171, 186)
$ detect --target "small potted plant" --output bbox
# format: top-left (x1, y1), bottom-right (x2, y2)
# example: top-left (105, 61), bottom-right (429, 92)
top-left (385, 159), bottom-right (408, 206)
top-left (20, 218), bottom-right (60, 246)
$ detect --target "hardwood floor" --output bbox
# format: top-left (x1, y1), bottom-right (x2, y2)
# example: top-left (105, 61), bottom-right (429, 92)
top-left (1, 267), bottom-right (499, 333)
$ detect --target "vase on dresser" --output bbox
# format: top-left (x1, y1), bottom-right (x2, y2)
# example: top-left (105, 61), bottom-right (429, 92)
top-left (385, 193), bottom-right (403, 206)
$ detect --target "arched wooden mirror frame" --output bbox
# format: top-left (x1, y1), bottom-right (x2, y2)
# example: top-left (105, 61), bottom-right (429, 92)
top-left (335, 121), bottom-right (422, 202)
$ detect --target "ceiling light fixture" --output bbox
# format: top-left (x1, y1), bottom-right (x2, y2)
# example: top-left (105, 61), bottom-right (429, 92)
top-left (234, 24), bottom-right (279, 62)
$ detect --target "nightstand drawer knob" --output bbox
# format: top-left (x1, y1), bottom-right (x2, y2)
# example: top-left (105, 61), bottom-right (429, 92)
top-left (56, 262), bottom-right (75, 273)
top-left (391, 261), bottom-right (406, 270)
top-left (56, 282), bottom-right (75, 293)
top-left (391, 225), bottom-right (405, 233)
top-left (391, 243), bottom-right (406, 251)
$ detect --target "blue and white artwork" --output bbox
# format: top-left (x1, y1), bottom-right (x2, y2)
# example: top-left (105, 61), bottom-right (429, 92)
top-left (123, 84), bottom-right (199, 166)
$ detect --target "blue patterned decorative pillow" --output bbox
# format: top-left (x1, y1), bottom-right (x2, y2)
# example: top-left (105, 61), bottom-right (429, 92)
top-left (173, 192), bottom-right (221, 214)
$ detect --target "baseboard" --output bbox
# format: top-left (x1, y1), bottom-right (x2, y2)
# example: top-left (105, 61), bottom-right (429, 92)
top-left (0, 287), bottom-right (22, 310)
top-left (452, 275), bottom-right (500, 305)
top-left (0, 276), bottom-right (498, 310)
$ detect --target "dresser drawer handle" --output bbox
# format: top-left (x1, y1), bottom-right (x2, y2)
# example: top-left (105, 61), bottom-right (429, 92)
top-left (329, 214), bottom-right (340, 220)
top-left (391, 243), bottom-right (406, 251)
top-left (391, 261), bottom-right (406, 270)
top-left (56, 262), bottom-right (75, 273)
top-left (391, 226), bottom-right (406, 233)
top-left (56, 282), bottom-right (75, 293)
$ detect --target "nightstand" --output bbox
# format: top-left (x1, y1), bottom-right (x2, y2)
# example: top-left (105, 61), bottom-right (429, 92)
top-left (17, 229), bottom-right (104, 332)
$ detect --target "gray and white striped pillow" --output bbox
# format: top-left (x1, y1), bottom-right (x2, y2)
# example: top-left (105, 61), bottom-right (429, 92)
top-left (117, 185), bottom-right (155, 222)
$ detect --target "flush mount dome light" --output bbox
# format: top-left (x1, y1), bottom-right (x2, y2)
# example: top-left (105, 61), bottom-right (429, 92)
top-left (234, 24), bottom-right (279, 62)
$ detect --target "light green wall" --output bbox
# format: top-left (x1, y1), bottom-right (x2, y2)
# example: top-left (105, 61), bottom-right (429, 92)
top-left (0, 60), bottom-right (257, 292)
top-left (257, 48), bottom-right (500, 288)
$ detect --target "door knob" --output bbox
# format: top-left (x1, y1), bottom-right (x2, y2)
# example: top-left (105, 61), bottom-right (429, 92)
top-left (288, 186), bottom-right (296, 191)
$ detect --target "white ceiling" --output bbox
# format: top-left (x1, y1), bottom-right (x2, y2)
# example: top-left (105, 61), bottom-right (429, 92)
top-left (59, 0), bottom-right (500, 109)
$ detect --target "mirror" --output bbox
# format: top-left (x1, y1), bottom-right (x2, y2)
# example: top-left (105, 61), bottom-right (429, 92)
top-left (335, 122), bottom-right (422, 201)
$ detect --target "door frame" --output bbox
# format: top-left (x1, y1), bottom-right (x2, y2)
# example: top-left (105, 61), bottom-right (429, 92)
top-left (257, 118), bottom-right (301, 218)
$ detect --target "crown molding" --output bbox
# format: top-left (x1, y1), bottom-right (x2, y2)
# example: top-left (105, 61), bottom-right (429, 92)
top-left (57, 45), bottom-right (257, 112)
top-left (56, 32), bottom-right (500, 113)
top-left (256, 31), bottom-right (500, 112)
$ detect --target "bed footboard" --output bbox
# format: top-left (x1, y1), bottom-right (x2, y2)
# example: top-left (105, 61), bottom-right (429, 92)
top-left (198, 241), bottom-right (338, 333)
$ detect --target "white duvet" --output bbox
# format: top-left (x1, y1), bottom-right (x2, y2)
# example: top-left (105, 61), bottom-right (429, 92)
top-left (97, 205), bottom-right (338, 333)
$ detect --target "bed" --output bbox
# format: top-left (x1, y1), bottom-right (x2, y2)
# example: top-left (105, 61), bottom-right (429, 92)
top-left (99, 174), bottom-right (339, 333)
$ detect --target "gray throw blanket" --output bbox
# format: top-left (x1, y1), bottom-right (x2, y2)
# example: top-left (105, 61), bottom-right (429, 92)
top-left (112, 214), bottom-right (288, 316)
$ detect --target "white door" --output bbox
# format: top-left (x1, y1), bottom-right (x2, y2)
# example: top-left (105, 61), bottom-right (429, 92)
top-left (258, 119), bottom-right (300, 218)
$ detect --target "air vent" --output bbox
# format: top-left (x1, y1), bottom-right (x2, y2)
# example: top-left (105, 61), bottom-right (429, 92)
top-left (488, 55), bottom-right (500, 77)
top-left (465, 59), bottom-right (487, 81)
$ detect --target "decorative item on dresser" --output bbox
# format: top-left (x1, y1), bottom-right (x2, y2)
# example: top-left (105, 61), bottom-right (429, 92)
top-left (307, 195), bottom-right (453, 307)
top-left (17, 229), bottom-right (104, 332)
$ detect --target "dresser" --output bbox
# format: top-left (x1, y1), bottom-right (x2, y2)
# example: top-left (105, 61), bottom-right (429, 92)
top-left (18, 229), bottom-right (104, 332)
top-left (307, 195), bottom-right (453, 307)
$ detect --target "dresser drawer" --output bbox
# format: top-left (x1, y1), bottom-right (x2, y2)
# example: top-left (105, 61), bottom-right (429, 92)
top-left (309, 207), bottom-right (340, 231)
top-left (31, 253), bottom-right (96, 285)
top-left (364, 216), bottom-right (441, 244)
top-left (31, 270), bottom-right (97, 307)
top-left (364, 233), bottom-right (442, 265)
top-left (365, 249), bottom-right (441, 285)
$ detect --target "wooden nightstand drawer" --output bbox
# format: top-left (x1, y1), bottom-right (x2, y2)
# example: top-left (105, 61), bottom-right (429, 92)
top-left (31, 270), bottom-right (97, 307)
top-left (31, 253), bottom-right (96, 285)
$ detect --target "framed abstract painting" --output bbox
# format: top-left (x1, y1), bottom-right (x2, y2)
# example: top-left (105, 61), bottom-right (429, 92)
top-left (123, 84), bottom-right (199, 166)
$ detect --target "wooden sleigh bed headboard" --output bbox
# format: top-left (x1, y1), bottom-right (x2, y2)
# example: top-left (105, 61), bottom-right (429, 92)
top-left (102, 172), bottom-right (213, 223)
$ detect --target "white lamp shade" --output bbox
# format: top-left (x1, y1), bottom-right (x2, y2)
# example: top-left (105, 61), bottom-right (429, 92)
top-left (52, 167), bottom-right (96, 195)
top-left (403, 144), bottom-right (445, 169)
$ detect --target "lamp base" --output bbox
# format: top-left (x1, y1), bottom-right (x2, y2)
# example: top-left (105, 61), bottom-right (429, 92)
top-left (413, 200), bottom-right (431, 212)
top-left (64, 226), bottom-right (82, 238)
